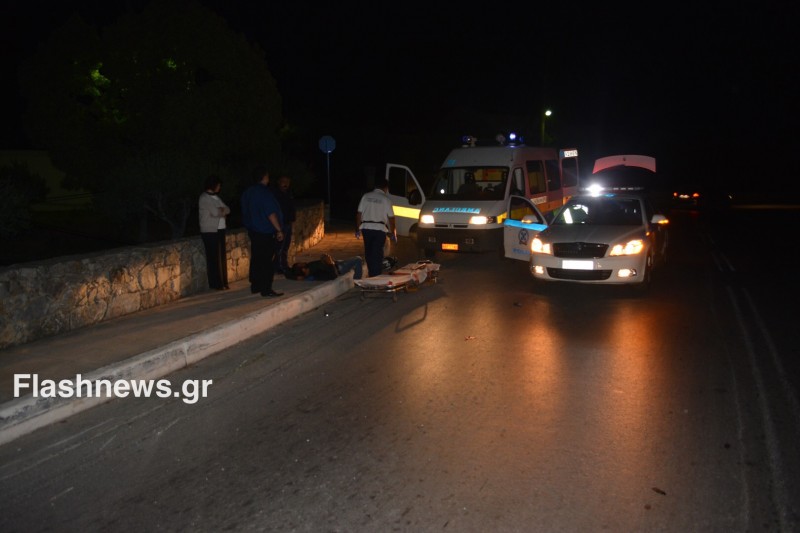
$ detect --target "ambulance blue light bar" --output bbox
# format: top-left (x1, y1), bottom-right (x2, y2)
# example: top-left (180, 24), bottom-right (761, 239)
top-left (508, 132), bottom-right (523, 146)
top-left (493, 132), bottom-right (524, 146)
top-left (461, 135), bottom-right (477, 147)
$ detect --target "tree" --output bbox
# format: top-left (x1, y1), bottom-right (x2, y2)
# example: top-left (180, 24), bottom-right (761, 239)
top-left (0, 161), bottom-right (48, 238)
top-left (20, 1), bottom-right (283, 240)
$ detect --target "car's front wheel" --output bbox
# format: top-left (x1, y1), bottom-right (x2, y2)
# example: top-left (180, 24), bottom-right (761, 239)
top-left (658, 232), bottom-right (669, 266)
top-left (632, 254), bottom-right (653, 293)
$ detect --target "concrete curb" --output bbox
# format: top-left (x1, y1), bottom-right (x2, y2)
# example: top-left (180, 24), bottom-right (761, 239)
top-left (0, 275), bottom-right (354, 446)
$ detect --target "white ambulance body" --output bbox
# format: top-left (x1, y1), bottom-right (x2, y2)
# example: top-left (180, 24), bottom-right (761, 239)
top-left (410, 137), bottom-right (579, 259)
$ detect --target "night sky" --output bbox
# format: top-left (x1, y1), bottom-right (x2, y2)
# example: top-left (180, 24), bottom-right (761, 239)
top-left (2, 1), bottom-right (795, 195)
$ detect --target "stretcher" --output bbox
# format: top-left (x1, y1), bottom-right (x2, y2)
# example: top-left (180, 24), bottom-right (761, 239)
top-left (354, 261), bottom-right (440, 301)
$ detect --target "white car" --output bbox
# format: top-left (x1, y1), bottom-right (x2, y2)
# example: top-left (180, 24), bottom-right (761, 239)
top-left (529, 192), bottom-right (668, 288)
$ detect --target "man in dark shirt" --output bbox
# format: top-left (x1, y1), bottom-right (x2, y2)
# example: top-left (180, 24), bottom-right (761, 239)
top-left (241, 167), bottom-right (284, 297)
top-left (271, 175), bottom-right (296, 274)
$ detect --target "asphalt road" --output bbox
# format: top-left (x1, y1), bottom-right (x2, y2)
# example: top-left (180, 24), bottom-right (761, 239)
top-left (1, 206), bottom-right (797, 532)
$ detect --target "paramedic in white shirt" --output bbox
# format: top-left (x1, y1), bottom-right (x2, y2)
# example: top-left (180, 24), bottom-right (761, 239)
top-left (355, 177), bottom-right (397, 277)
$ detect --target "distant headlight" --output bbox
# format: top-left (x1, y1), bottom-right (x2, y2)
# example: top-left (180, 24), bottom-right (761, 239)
top-left (420, 214), bottom-right (435, 224)
top-left (531, 237), bottom-right (551, 254)
top-left (609, 239), bottom-right (644, 256)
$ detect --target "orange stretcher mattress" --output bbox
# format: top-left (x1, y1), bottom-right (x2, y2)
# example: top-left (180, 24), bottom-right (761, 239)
top-left (354, 262), bottom-right (440, 289)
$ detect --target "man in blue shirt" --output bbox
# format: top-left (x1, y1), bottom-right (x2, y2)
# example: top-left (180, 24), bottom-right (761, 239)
top-left (271, 175), bottom-right (296, 275)
top-left (241, 166), bottom-right (284, 297)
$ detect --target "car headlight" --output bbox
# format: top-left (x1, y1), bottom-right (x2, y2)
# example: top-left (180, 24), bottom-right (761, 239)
top-left (609, 239), bottom-right (644, 256)
top-left (420, 214), bottom-right (435, 224)
top-left (531, 237), bottom-right (551, 254)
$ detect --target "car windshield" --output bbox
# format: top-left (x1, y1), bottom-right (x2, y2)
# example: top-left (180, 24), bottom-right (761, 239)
top-left (429, 167), bottom-right (508, 200)
top-left (553, 197), bottom-right (644, 226)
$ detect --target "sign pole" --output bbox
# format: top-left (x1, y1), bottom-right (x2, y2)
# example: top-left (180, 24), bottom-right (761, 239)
top-left (318, 135), bottom-right (336, 223)
top-left (326, 151), bottom-right (331, 215)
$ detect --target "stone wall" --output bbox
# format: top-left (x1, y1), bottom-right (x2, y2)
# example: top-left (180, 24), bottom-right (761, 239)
top-left (0, 201), bottom-right (325, 350)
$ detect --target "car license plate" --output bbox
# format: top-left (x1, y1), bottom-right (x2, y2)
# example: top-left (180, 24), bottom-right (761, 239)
top-left (562, 260), bottom-right (593, 270)
top-left (442, 243), bottom-right (459, 251)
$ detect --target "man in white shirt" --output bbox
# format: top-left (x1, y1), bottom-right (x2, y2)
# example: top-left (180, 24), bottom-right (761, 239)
top-left (199, 175), bottom-right (231, 290)
top-left (355, 177), bottom-right (397, 277)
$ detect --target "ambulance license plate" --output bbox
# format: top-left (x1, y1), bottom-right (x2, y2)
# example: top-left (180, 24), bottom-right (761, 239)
top-left (442, 243), bottom-right (459, 251)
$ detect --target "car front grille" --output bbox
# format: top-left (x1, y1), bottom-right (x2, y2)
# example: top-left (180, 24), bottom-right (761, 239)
top-left (553, 242), bottom-right (608, 259)
top-left (547, 268), bottom-right (612, 281)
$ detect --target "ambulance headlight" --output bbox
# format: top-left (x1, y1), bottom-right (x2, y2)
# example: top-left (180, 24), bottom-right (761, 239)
top-left (469, 215), bottom-right (496, 225)
top-left (420, 214), bottom-right (435, 224)
top-left (531, 237), bottom-right (551, 254)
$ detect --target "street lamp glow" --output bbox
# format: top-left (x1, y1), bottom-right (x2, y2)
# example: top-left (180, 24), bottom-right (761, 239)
top-left (540, 109), bottom-right (553, 146)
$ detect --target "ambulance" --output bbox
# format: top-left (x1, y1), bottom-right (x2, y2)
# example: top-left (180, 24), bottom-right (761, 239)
top-left (403, 134), bottom-right (580, 260)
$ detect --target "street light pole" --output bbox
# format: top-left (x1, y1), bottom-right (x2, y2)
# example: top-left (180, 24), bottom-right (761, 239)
top-left (540, 109), bottom-right (552, 146)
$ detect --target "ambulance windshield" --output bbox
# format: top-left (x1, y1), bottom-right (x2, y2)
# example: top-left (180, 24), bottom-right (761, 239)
top-left (429, 167), bottom-right (508, 200)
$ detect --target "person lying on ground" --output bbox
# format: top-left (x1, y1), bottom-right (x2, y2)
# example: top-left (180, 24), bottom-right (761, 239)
top-left (284, 254), bottom-right (363, 281)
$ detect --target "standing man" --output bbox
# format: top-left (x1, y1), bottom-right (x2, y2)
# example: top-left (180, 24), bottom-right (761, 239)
top-left (271, 175), bottom-right (296, 275)
top-left (241, 166), bottom-right (285, 297)
top-left (356, 177), bottom-right (396, 277)
top-left (198, 175), bottom-right (231, 290)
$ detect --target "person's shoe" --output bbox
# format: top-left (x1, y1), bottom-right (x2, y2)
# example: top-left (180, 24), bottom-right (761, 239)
top-left (250, 286), bottom-right (259, 294)
top-left (260, 290), bottom-right (284, 298)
